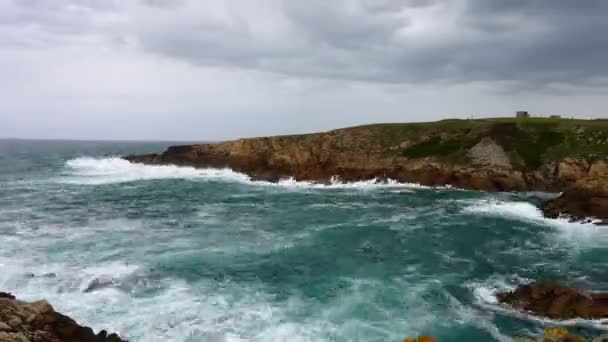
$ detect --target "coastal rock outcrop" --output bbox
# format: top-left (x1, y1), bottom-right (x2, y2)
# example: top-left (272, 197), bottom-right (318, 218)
top-left (496, 282), bottom-right (608, 320)
top-left (543, 170), bottom-right (608, 224)
top-left (0, 292), bottom-right (126, 342)
top-left (516, 327), bottom-right (608, 342)
top-left (124, 119), bottom-right (608, 222)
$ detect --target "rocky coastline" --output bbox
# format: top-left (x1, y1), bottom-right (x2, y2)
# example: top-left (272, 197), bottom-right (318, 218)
top-left (496, 282), bottom-right (608, 320)
top-left (124, 119), bottom-right (608, 223)
top-left (494, 282), bottom-right (608, 341)
top-left (0, 292), bottom-right (126, 342)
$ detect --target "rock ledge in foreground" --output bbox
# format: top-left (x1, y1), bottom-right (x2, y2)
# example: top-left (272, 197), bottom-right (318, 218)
top-left (496, 282), bottom-right (608, 320)
top-left (0, 292), bottom-right (126, 342)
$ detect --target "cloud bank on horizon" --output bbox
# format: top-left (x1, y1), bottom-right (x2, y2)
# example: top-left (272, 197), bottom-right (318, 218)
top-left (0, 0), bottom-right (607, 140)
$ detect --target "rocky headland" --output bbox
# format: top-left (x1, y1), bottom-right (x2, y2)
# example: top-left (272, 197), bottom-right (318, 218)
top-left (0, 292), bottom-right (125, 342)
top-left (124, 118), bottom-right (608, 222)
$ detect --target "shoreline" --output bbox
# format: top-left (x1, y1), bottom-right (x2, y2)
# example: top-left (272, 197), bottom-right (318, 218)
top-left (122, 118), bottom-right (608, 223)
top-left (0, 292), bottom-right (126, 342)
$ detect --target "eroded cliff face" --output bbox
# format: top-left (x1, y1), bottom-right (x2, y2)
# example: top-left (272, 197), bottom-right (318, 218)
top-left (543, 161), bottom-right (608, 223)
top-left (124, 120), bottom-right (608, 222)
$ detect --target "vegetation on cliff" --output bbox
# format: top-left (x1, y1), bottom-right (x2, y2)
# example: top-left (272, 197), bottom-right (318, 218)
top-left (343, 117), bottom-right (608, 170)
top-left (125, 117), bottom-right (608, 221)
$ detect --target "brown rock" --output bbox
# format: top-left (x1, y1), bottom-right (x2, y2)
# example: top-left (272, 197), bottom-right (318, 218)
top-left (497, 282), bottom-right (608, 320)
top-left (28, 302), bottom-right (53, 315)
top-left (123, 125), bottom-right (607, 222)
top-left (557, 159), bottom-right (589, 186)
top-left (589, 160), bottom-right (608, 178)
top-left (543, 175), bottom-right (608, 222)
top-left (0, 292), bottom-right (127, 342)
top-left (0, 322), bottom-right (12, 331)
top-left (403, 337), bottom-right (435, 342)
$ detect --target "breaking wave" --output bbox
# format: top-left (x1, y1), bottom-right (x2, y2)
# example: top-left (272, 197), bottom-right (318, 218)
top-left (62, 157), bottom-right (251, 185)
top-left (462, 199), bottom-right (598, 229)
top-left (61, 157), bottom-right (443, 190)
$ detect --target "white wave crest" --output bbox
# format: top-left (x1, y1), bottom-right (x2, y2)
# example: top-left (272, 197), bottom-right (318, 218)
top-left (463, 199), bottom-right (545, 221)
top-left (461, 199), bottom-right (597, 230)
top-left (272, 176), bottom-right (431, 190)
top-left (62, 157), bottom-right (251, 185)
top-left (61, 157), bottom-right (445, 190)
top-left (472, 282), bottom-right (608, 331)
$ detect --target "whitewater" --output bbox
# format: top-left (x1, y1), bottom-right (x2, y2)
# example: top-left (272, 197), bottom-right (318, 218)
top-left (1, 139), bottom-right (607, 341)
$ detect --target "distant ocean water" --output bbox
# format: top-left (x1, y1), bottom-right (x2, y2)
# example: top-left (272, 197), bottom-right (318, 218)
top-left (1, 139), bottom-right (608, 342)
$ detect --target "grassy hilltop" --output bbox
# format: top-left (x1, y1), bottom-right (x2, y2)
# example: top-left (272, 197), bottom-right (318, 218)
top-left (320, 117), bottom-right (608, 170)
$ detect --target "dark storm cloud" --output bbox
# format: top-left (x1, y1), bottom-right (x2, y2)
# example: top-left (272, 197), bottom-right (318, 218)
top-left (126, 0), bottom-right (608, 86)
top-left (2, 0), bottom-right (608, 85)
top-left (460, 0), bottom-right (608, 83)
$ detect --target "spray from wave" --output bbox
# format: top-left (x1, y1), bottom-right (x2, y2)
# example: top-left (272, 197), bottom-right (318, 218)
top-left (461, 199), bottom-right (600, 229)
top-left (62, 157), bottom-right (250, 185)
top-left (61, 157), bottom-right (443, 190)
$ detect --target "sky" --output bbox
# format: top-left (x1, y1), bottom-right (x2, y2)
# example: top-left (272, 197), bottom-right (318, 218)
top-left (1, 0), bottom-right (607, 141)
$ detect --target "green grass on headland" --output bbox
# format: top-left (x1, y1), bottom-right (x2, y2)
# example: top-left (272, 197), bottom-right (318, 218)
top-left (336, 117), bottom-right (608, 170)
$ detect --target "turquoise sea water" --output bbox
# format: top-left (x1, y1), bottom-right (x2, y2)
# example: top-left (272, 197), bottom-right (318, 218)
top-left (1, 139), bottom-right (607, 342)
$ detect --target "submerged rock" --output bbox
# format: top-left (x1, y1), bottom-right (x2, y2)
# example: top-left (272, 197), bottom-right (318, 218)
top-left (496, 282), bottom-right (608, 320)
top-left (0, 292), bottom-right (126, 342)
top-left (403, 337), bottom-right (435, 342)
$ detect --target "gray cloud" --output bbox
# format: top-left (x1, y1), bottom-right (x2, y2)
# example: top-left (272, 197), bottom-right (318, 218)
top-left (0, 0), bottom-right (607, 140)
top-left (126, 0), bottom-right (608, 85)
top-left (2, 0), bottom-right (607, 85)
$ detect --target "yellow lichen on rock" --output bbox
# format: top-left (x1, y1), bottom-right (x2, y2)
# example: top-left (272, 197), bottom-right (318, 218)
top-left (402, 337), bottom-right (435, 342)
top-left (545, 327), bottom-right (569, 338)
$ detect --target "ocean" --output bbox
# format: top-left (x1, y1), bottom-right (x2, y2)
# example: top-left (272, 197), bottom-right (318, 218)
top-left (1, 139), bottom-right (607, 341)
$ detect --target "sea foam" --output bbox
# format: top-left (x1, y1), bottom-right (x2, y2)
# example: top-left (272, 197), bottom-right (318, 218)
top-left (63, 157), bottom-right (250, 185)
top-left (61, 157), bottom-right (442, 190)
top-left (462, 199), bottom-right (596, 228)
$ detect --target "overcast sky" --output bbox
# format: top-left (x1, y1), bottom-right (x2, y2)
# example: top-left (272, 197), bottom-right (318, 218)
top-left (1, 0), bottom-right (607, 140)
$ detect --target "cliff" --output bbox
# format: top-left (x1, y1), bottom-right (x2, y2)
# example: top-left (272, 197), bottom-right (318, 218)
top-left (124, 118), bottom-right (608, 222)
top-left (0, 292), bottom-right (126, 342)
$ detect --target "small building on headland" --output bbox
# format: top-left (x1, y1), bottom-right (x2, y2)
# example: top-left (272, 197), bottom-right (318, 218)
top-left (549, 114), bottom-right (561, 119)
top-left (516, 111), bottom-right (530, 118)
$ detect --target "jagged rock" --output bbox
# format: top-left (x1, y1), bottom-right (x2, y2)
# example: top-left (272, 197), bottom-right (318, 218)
top-left (543, 174), bottom-right (608, 223)
top-left (589, 161), bottom-right (608, 178)
top-left (0, 293), bottom-right (127, 342)
top-left (467, 137), bottom-right (512, 169)
top-left (123, 121), bottom-right (608, 222)
top-left (556, 159), bottom-right (590, 186)
top-left (496, 282), bottom-right (608, 320)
